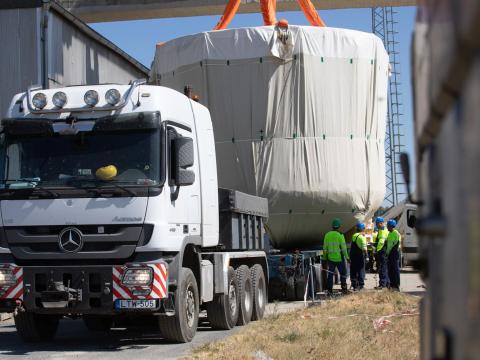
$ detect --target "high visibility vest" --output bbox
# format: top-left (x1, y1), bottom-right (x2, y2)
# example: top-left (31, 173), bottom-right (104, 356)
top-left (352, 232), bottom-right (367, 251)
top-left (386, 229), bottom-right (401, 255)
top-left (376, 229), bottom-right (389, 252)
top-left (323, 230), bottom-right (349, 262)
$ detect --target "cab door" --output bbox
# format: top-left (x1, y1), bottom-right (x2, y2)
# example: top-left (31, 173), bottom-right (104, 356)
top-left (165, 123), bottom-right (201, 242)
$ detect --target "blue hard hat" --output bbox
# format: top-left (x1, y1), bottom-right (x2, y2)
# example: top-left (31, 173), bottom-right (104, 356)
top-left (356, 223), bottom-right (365, 231)
top-left (387, 219), bottom-right (397, 227)
top-left (375, 216), bottom-right (384, 223)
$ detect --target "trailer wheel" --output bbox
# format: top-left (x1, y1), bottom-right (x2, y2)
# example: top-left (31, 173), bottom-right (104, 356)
top-left (285, 278), bottom-right (296, 301)
top-left (236, 265), bottom-right (253, 326)
top-left (158, 267), bottom-right (199, 343)
top-left (83, 315), bottom-right (113, 332)
top-left (206, 266), bottom-right (239, 330)
top-left (295, 278), bottom-right (306, 301)
top-left (14, 311), bottom-right (59, 342)
top-left (250, 264), bottom-right (266, 321)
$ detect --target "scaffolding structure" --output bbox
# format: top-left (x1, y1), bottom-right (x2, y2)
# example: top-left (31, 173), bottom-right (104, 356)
top-left (372, 6), bottom-right (405, 207)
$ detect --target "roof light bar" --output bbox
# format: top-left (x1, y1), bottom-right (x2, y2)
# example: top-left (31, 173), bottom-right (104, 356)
top-left (25, 79), bottom-right (146, 114)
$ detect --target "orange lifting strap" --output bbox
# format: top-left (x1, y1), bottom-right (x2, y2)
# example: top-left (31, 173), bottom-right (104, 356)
top-left (214, 0), bottom-right (325, 30)
top-left (261, 0), bottom-right (277, 26)
top-left (214, 0), bottom-right (242, 30)
top-left (296, 0), bottom-right (326, 27)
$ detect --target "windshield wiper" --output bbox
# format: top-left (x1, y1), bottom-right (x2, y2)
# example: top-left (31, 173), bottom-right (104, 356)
top-left (67, 177), bottom-right (136, 197)
top-left (1, 178), bottom-right (59, 198)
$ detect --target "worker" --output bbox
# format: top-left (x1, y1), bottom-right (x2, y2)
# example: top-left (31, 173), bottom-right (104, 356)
top-left (323, 218), bottom-right (349, 294)
top-left (375, 217), bottom-right (390, 289)
top-left (350, 223), bottom-right (368, 290)
top-left (386, 219), bottom-right (402, 290)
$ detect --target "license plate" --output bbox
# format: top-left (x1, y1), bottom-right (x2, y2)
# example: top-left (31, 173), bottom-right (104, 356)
top-left (115, 299), bottom-right (156, 309)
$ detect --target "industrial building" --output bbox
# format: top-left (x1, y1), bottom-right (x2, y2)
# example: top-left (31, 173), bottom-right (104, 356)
top-left (0, 1), bottom-right (148, 119)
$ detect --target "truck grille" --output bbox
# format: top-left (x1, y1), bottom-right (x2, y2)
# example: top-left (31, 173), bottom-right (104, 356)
top-left (4, 224), bottom-right (153, 261)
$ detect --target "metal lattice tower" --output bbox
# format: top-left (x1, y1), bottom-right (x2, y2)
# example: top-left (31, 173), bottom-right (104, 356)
top-left (372, 7), bottom-right (405, 207)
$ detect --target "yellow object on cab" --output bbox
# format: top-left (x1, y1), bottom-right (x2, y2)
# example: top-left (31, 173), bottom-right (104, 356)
top-left (95, 165), bottom-right (118, 181)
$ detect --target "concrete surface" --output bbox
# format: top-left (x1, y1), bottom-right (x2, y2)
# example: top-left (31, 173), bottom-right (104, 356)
top-left (0, 271), bottom-right (423, 359)
top-left (0, 313), bottom-right (11, 321)
top-left (57, 0), bottom-right (417, 23)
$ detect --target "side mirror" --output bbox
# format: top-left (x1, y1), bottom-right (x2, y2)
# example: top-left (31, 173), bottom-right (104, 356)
top-left (173, 137), bottom-right (195, 186)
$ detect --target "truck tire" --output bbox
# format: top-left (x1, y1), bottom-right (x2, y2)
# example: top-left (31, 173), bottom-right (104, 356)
top-left (285, 278), bottom-right (296, 301)
top-left (206, 266), bottom-right (239, 330)
top-left (83, 315), bottom-right (113, 332)
top-left (268, 278), bottom-right (283, 301)
top-left (158, 267), bottom-right (199, 343)
top-left (14, 311), bottom-right (59, 342)
top-left (250, 264), bottom-right (266, 321)
top-left (295, 278), bottom-right (306, 301)
top-left (235, 265), bottom-right (253, 326)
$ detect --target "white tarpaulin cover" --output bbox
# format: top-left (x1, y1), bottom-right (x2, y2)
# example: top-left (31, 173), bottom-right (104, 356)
top-left (151, 25), bottom-right (389, 249)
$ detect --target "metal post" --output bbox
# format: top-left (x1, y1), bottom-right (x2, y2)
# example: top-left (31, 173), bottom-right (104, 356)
top-left (309, 258), bottom-right (315, 304)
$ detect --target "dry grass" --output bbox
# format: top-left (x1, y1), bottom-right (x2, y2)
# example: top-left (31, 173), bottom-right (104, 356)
top-left (193, 291), bottom-right (419, 360)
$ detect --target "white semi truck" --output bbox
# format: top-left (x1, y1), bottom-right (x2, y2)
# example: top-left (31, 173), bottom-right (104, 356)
top-left (0, 81), bottom-right (269, 343)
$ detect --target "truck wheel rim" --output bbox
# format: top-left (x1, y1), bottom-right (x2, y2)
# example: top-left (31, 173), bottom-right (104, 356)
top-left (228, 282), bottom-right (237, 316)
top-left (185, 285), bottom-right (195, 328)
top-left (257, 278), bottom-right (265, 310)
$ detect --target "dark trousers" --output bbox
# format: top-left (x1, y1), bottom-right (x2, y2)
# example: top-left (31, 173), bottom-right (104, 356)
top-left (377, 248), bottom-right (389, 287)
top-left (388, 247), bottom-right (401, 289)
top-left (350, 255), bottom-right (365, 289)
top-left (327, 260), bottom-right (347, 291)
top-left (367, 247), bottom-right (375, 272)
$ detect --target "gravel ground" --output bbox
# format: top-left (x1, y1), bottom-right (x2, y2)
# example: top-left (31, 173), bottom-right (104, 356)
top-left (0, 271), bottom-right (424, 360)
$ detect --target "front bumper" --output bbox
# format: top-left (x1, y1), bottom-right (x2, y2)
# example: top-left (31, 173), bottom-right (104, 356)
top-left (0, 263), bottom-right (168, 315)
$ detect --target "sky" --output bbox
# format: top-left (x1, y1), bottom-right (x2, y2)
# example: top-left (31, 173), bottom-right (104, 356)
top-left (90, 6), bottom-right (417, 201)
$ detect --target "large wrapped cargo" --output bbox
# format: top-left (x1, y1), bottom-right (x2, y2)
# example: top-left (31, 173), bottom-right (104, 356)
top-left (151, 25), bottom-right (389, 249)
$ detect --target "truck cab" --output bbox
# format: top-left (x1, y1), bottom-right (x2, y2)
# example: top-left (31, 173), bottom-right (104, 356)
top-left (0, 81), bottom-right (268, 343)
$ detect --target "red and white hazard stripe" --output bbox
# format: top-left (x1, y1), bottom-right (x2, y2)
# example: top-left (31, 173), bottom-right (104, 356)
top-left (112, 263), bottom-right (168, 301)
top-left (0, 264), bottom-right (23, 301)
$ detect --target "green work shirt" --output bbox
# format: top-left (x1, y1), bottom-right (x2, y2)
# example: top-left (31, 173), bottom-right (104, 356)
top-left (386, 229), bottom-right (401, 255)
top-left (352, 232), bottom-right (367, 251)
top-left (376, 229), bottom-right (389, 252)
top-left (323, 230), bottom-right (349, 262)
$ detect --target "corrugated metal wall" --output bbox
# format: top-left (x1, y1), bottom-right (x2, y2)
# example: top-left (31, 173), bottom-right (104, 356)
top-left (0, 7), bottom-right (40, 119)
top-left (48, 9), bottom-right (145, 87)
top-left (0, 3), bottom-right (148, 118)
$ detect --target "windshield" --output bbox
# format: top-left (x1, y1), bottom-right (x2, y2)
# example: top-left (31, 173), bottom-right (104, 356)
top-left (0, 129), bottom-right (161, 189)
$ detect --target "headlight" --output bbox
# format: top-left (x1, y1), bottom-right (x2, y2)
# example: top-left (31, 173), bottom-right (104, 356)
top-left (84, 90), bottom-right (99, 107)
top-left (122, 268), bottom-right (153, 286)
top-left (0, 269), bottom-right (16, 288)
top-left (52, 91), bottom-right (68, 108)
top-left (105, 89), bottom-right (121, 106)
top-left (32, 93), bottom-right (47, 109)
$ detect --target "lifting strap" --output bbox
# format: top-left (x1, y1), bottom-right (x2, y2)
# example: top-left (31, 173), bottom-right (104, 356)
top-left (214, 0), bottom-right (241, 30)
top-left (261, 0), bottom-right (277, 26)
top-left (214, 0), bottom-right (325, 30)
top-left (296, 0), bottom-right (326, 27)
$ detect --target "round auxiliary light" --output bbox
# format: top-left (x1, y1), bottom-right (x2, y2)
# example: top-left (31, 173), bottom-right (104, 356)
top-left (52, 91), bottom-right (68, 108)
top-left (32, 93), bottom-right (47, 109)
top-left (105, 89), bottom-right (121, 106)
top-left (84, 90), bottom-right (99, 107)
